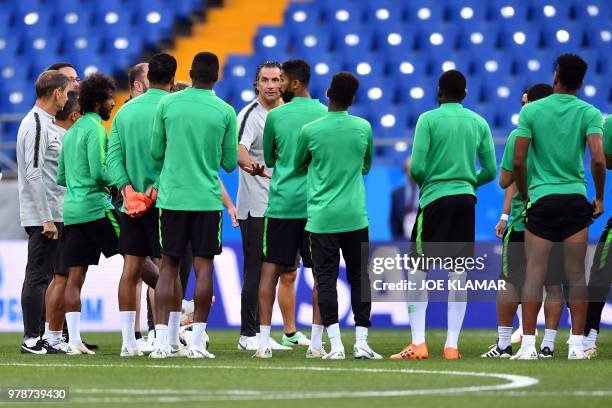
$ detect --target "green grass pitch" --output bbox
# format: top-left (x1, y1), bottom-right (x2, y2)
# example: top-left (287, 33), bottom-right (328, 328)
top-left (0, 329), bottom-right (611, 407)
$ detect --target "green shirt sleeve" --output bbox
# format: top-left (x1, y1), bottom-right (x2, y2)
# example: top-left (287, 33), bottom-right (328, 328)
top-left (604, 116), bottom-right (612, 155)
top-left (362, 122), bottom-right (373, 175)
top-left (150, 100), bottom-right (166, 189)
top-left (87, 125), bottom-right (112, 186)
top-left (500, 132), bottom-right (516, 172)
top-left (410, 114), bottom-right (430, 186)
top-left (107, 116), bottom-right (130, 189)
top-left (263, 112), bottom-right (276, 168)
top-left (586, 108), bottom-right (604, 136)
top-left (476, 120), bottom-right (497, 186)
top-left (294, 124), bottom-right (310, 174)
top-left (57, 146), bottom-right (66, 187)
top-left (221, 107), bottom-right (238, 173)
top-left (516, 105), bottom-right (532, 139)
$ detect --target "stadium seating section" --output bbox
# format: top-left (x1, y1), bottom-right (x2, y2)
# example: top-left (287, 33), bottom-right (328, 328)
top-left (0, 0), bottom-right (610, 160)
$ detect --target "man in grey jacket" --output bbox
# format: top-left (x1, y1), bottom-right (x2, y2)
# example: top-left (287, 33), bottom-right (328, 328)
top-left (16, 71), bottom-right (69, 354)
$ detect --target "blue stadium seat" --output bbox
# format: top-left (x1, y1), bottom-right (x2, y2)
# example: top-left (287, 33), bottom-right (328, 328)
top-left (513, 49), bottom-right (555, 78)
top-left (397, 77), bottom-right (437, 107)
top-left (63, 35), bottom-right (103, 63)
top-left (135, 0), bottom-right (176, 44)
top-left (356, 77), bottom-right (396, 107)
top-left (364, 0), bottom-right (404, 24)
top-left (15, 8), bottom-right (53, 38)
top-left (415, 24), bottom-right (459, 52)
top-left (446, 0), bottom-right (489, 22)
top-left (580, 76), bottom-right (610, 110)
top-left (465, 77), bottom-right (484, 105)
top-left (529, 0), bottom-right (572, 22)
top-left (292, 28), bottom-right (332, 55)
top-left (308, 52), bottom-right (343, 89)
top-left (489, 0), bottom-right (529, 23)
top-left (254, 26), bottom-right (290, 56)
top-left (347, 103), bottom-right (371, 123)
top-left (499, 22), bottom-right (541, 52)
top-left (404, 0), bottom-right (445, 23)
top-left (223, 55), bottom-right (258, 84)
top-left (57, 11), bottom-right (93, 38)
top-left (0, 35), bottom-right (20, 63)
top-left (542, 20), bottom-right (585, 53)
top-left (373, 24), bottom-right (417, 55)
top-left (429, 51), bottom-right (471, 78)
top-left (343, 52), bottom-right (385, 81)
top-left (471, 51), bottom-right (513, 82)
top-left (283, 1), bottom-right (322, 35)
top-left (457, 22), bottom-right (499, 52)
top-left (332, 24), bottom-right (373, 55)
top-left (571, 0), bottom-right (610, 21)
top-left (320, 0), bottom-right (365, 25)
top-left (371, 105), bottom-right (410, 139)
top-left (102, 33), bottom-right (144, 73)
top-left (213, 79), bottom-right (233, 103)
top-left (387, 52), bottom-right (428, 86)
top-left (0, 80), bottom-right (34, 114)
top-left (483, 79), bottom-right (526, 115)
top-left (584, 23), bottom-right (612, 53)
top-left (474, 104), bottom-right (496, 128)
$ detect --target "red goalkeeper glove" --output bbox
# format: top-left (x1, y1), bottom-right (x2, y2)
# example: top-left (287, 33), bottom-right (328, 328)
top-left (122, 184), bottom-right (147, 217)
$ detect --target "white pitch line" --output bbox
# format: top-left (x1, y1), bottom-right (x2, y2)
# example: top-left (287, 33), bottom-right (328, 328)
top-left (0, 362), bottom-right (539, 401)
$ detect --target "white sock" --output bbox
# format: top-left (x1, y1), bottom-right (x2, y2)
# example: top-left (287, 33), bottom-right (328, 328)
top-left (191, 322), bottom-right (207, 350)
top-left (326, 323), bottom-right (343, 351)
top-left (311, 324), bottom-right (324, 350)
top-left (408, 270), bottom-right (428, 345)
top-left (522, 334), bottom-right (536, 348)
top-left (65, 312), bottom-right (82, 346)
top-left (355, 326), bottom-right (368, 348)
top-left (583, 329), bottom-right (598, 349)
top-left (154, 324), bottom-right (168, 349)
top-left (445, 272), bottom-right (467, 349)
top-left (168, 312), bottom-right (181, 348)
top-left (516, 304), bottom-right (523, 329)
top-left (569, 334), bottom-right (584, 350)
top-left (497, 326), bottom-right (513, 349)
top-left (44, 322), bottom-right (49, 335)
top-left (541, 329), bottom-right (557, 351)
top-left (44, 330), bottom-right (62, 346)
top-left (259, 325), bottom-right (271, 349)
top-left (24, 337), bottom-right (39, 347)
top-left (42, 323), bottom-right (51, 341)
top-left (120, 311), bottom-right (137, 348)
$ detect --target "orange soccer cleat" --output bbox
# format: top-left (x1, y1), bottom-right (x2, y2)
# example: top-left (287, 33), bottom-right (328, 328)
top-left (443, 347), bottom-right (463, 360)
top-left (389, 343), bottom-right (429, 360)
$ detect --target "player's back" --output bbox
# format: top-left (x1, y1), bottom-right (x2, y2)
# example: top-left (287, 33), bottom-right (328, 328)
top-left (300, 111), bottom-right (372, 233)
top-left (413, 103), bottom-right (493, 207)
top-left (152, 88), bottom-right (237, 211)
top-left (264, 97), bottom-right (327, 219)
top-left (110, 89), bottom-right (166, 191)
top-left (518, 94), bottom-right (602, 202)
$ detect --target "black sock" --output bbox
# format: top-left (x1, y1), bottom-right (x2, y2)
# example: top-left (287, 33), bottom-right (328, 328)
top-left (285, 331), bottom-right (296, 338)
top-left (135, 331), bottom-right (142, 340)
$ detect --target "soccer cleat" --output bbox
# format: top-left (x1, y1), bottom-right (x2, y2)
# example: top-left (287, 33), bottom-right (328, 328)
top-left (120, 345), bottom-right (143, 357)
top-left (510, 345), bottom-right (538, 360)
top-left (443, 347), bottom-right (463, 360)
top-left (389, 343), bottom-right (429, 360)
top-left (481, 344), bottom-right (512, 358)
top-left (187, 347), bottom-right (215, 359)
top-left (323, 349), bottom-right (346, 360)
top-left (51, 341), bottom-right (69, 353)
top-left (137, 337), bottom-right (154, 353)
top-left (306, 346), bottom-right (327, 359)
top-left (66, 343), bottom-right (96, 355)
top-left (21, 339), bottom-right (46, 354)
top-left (353, 345), bottom-right (383, 360)
top-left (568, 346), bottom-right (589, 360)
top-left (281, 331), bottom-right (311, 347)
top-left (145, 331), bottom-right (156, 348)
top-left (237, 336), bottom-right (258, 351)
top-left (269, 337), bottom-right (292, 350)
top-left (148, 347), bottom-right (169, 359)
top-left (539, 346), bottom-right (554, 358)
top-left (168, 344), bottom-right (188, 358)
top-left (584, 346), bottom-right (597, 359)
top-left (252, 347), bottom-right (272, 359)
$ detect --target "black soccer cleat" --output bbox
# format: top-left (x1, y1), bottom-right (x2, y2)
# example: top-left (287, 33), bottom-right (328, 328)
top-left (481, 343), bottom-right (512, 358)
top-left (21, 339), bottom-right (47, 354)
top-left (539, 346), bottom-right (554, 358)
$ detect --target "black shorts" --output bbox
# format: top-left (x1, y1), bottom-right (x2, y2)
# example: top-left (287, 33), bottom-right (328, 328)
top-left (410, 194), bottom-right (476, 260)
top-left (62, 210), bottom-right (120, 267)
top-left (118, 207), bottom-right (161, 258)
top-left (500, 228), bottom-right (565, 289)
top-left (160, 209), bottom-right (222, 258)
top-left (24, 222), bottom-right (66, 276)
top-left (262, 217), bottom-right (313, 268)
top-left (526, 194), bottom-right (593, 242)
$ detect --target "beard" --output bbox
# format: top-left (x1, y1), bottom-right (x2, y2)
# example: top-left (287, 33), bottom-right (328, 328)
top-left (281, 89), bottom-right (294, 103)
top-left (100, 106), bottom-right (112, 121)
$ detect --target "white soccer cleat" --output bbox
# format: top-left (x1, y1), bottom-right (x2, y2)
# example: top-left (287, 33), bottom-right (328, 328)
top-left (269, 337), bottom-right (292, 351)
top-left (353, 344), bottom-right (383, 360)
top-left (136, 337), bottom-right (154, 353)
top-left (120, 345), bottom-right (143, 357)
top-left (568, 346), bottom-right (589, 360)
top-left (187, 347), bottom-right (215, 359)
top-left (306, 346), bottom-right (327, 359)
top-left (584, 346), bottom-right (597, 359)
top-left (148, 347), bottom-right (169, 359)
top-left (237, 336), bottom-right (258, 351)
top-left (66, 343), bottom-right (95, 355)
top-left (281, 331), bottom-right (311, 346)
top-left (168, 344), bottom-right (189, 358)
top-left (323, 348), bottom-right (346, 360)
top-left (252, 347), bottom-right (272, 359)
top-left (510, 345), bottom-right (538, 360)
